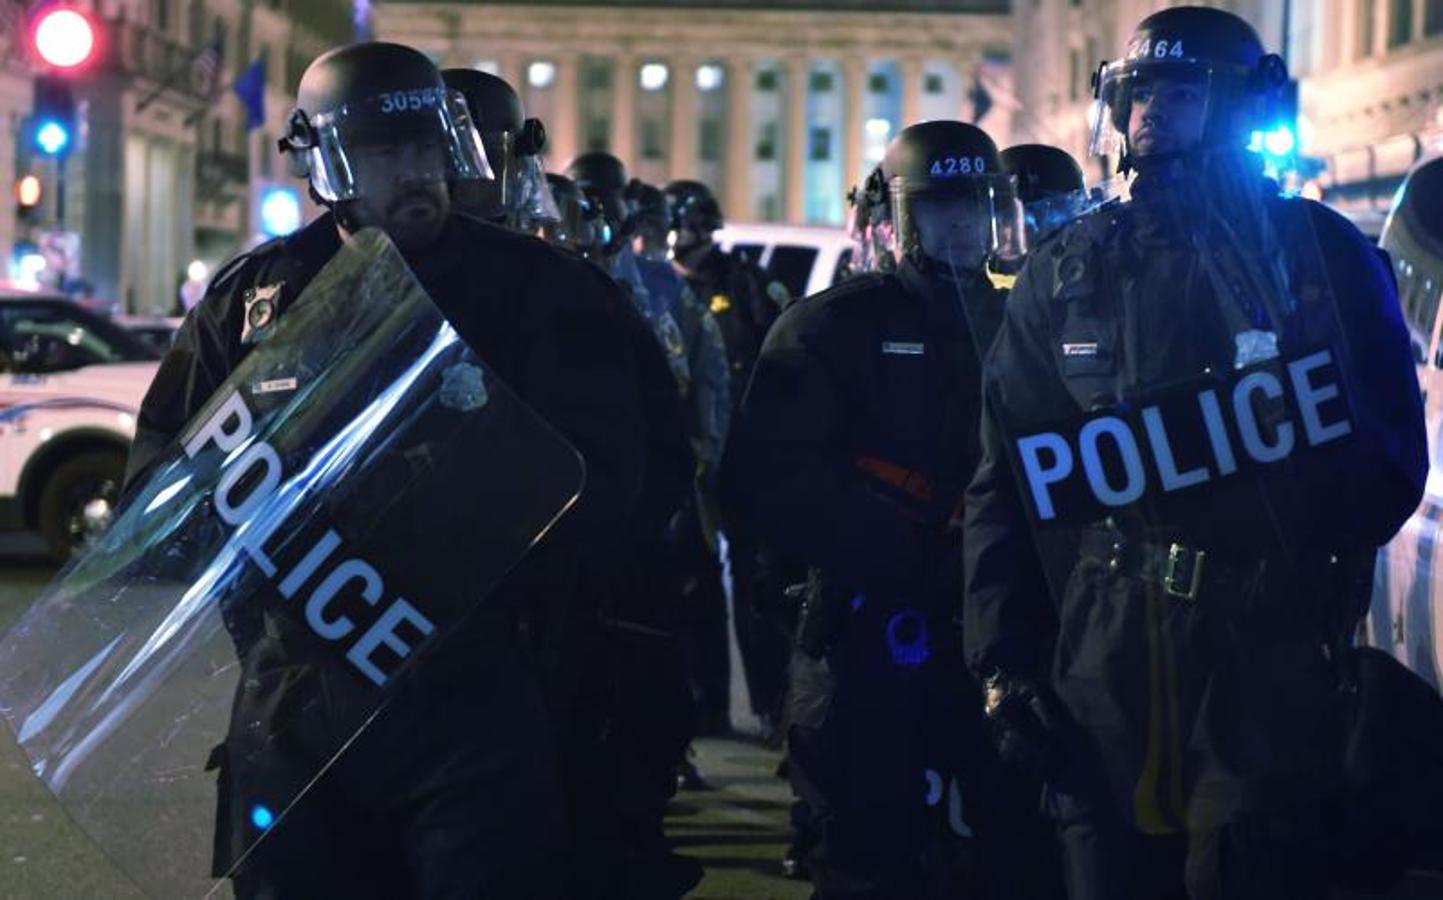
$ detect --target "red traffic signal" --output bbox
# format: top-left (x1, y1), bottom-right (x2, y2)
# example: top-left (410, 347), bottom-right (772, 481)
top-left (30, 5), bottom-right (97, 70)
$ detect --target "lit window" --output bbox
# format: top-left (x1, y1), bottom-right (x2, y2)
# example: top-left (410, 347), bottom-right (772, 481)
top-left (696, 64), bottom-right (724, 92)
top-left (528, 61), bottom-right (556, 89)
top-left (474, 60), bottom-right (499, 75)
top-left (640, 63), bottom-right (669, 91)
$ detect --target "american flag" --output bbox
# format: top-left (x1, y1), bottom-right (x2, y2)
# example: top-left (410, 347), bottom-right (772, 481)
top-left (192, 39), bottom-right (224, 99)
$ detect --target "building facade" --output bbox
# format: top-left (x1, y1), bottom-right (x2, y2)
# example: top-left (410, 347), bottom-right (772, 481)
top-left (1293, 0), bottom-right (1443, 210)
top-left (374, 0), bottom-right (1014, 226)
top-left (2, 0), bottom-right (348, 315)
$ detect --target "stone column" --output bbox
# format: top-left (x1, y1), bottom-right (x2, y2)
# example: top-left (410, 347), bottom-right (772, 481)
top-left (784, 56), bottom-right (809, 223)
top-left (723, 56), bottom-right (752, 222)
top-left (669, 54), bottom-right (699, 181)
top-left (496, 51), bottom-right (524, 98)
top-left (899, 56), bottom-right (924, 128)
top-left (841, 55), bottom-right (867, 187)
top-left (549, 54), bottom-right (580, 169)
top-left (611, 53), bottom-right (637, 166)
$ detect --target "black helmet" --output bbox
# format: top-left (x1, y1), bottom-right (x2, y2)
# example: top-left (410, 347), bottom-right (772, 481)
top-left (625, 179), bottom-right (672, 261)
top-left (442, 68), bottom-right (554, 227)
top-left (443, 69), bottom-right (524, 136)
top-left (1001, 144), bottom-right (1091, 246)
top-left (881, 121), bottom-right (1023, 269)
top-left (279, 43), bottom-right (492, 203)
top-left (542, 173), bottom-right (608, 258)
top-left (1000, 144), bottom-right (1085, 203)
top-left (663, 179), bottom-right (723, 234)
top-left (1382, 157), bottom-right (1443, 340)
top-left (1091, 6), bottom-right (1287, 161)
top-left (566, 152), bottom-right (630, 251)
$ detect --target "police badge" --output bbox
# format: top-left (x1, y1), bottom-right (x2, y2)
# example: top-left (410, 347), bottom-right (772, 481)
top-left (241, 282), bottom-right (285, 345)
top-left (439, 361), bottom-right (488, 412)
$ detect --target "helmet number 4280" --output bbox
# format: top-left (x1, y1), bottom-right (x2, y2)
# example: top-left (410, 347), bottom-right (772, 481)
top-left (930, 157), bottom-right (988, 177)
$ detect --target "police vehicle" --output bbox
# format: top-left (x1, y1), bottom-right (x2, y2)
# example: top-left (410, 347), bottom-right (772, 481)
top-left (1371, 156), bottom-right (1443, 691)
top-left (0, 290), bottom-right (159, 559)
top-left (716, 222), bottom-right (854, 299)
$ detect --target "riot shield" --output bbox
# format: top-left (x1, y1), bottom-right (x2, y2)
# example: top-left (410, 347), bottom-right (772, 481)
top-left (958, 161), bottom-right (1425, 835)
top-left (0, 228), bottom-right (586, 898)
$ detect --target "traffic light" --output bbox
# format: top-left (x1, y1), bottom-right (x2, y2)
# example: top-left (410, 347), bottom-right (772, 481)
top-left (25, 4), bottom-right (98, 159)
top-left (29, 4), bottom-right (97, 71)
top-left (32, 76), bottom-right (76, 156)
top-left (14, 175), bottom-right (42, 223)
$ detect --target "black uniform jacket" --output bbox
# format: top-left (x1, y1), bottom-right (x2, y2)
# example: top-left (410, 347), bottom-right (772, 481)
top-left (962, 191), bottom-right (1427, 827)
top-left (126, 212), bottom-right (646, 549)
top-left (678, 245), bottom-right (781, 408)
top-left (726, 259), bottom-right (1004, 606)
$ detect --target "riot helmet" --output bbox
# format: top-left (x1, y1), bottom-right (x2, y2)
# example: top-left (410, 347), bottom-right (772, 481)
top-left (442, 68), bottom-right (557, 230)
top-left (882, 121), bottom-right (1023, 271)
top-left (279, 43), bottom-right (492, 207)
top-left (1090, 6), bottom-right (1287, 164)
top-left (566, 152), bottom-right (631, 256)
top-left (625, 179), bottom-right (672, 262)
top-left (663, 179), bottom-right (724, 264)
top-left (542, 173), bottom-right (608, 259)
top-left (1381, 157), bottom-right (1443, 346)
top-left (860, 165), bottom-right (896, 273)
top-left (1001, 144), bottom-right (1090, 246)
top-left (844, 181), bottom-right (870, 277)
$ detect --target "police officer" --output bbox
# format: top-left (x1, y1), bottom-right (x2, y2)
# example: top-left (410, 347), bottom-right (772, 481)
top-left (664, 179), bottom-right (796, 737)
top-left (126, 42), bottom-right (647, 899)
top-left (539, 154), bottom-right (705, 900)
top-left (440, 67), bottom-right (556, 232)
top-left (541, 173), bottom-right (605, 257)
top-left (1000, 144), bottom-right (1089, 250)
top-left (963, 8), bottom-right (1427, 899)
top-left (623, 177), bottom-right (732, 501)
top-left (727, 120), bottom-right (1051, 899)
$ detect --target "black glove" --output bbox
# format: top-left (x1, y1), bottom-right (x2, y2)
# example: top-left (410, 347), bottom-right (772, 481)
top-left (982, 672), bottom-right (1066, 780)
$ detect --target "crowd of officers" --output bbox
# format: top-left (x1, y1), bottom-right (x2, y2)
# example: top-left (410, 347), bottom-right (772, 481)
top-left (121, 4), bottom-right (1435, 899)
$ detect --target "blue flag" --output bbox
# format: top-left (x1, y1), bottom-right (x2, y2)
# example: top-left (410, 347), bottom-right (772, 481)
top-left (234, 58), bottom-right (266, 130)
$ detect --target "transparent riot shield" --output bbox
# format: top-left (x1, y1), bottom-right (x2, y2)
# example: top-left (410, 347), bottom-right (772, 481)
top-left (957, 160), bottom-right (1425, 836)
top-left (0, 228), bottom-right (586, 898)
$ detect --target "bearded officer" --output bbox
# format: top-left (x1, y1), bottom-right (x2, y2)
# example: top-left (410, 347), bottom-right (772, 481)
top-left (126, 42), bottom-right (646, 899)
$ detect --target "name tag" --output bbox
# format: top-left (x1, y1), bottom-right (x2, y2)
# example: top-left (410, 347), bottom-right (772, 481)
top-left (1062, 342), bottom-right (1099, 357)
top-left (882, 341), bottom-right (925, 356)
top-left (253, 377), bottom-right (298, 395)
top-left (1011, 348), bottom-right (1354, 523)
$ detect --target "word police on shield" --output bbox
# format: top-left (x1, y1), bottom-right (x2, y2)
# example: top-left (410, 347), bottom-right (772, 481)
top-left (1012, 349), bottom-right (1354, 523)
top-left (183, 388), bottom-right (436, 687)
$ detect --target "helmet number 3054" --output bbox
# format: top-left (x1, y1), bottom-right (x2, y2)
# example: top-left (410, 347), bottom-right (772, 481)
top-left (379, 88), bottom-right (441, 114)
top-left (930, 156), bottom-right (988, 177)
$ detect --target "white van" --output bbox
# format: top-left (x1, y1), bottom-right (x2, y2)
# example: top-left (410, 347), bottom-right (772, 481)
top-left (714, 223), bottom-right (855, 301)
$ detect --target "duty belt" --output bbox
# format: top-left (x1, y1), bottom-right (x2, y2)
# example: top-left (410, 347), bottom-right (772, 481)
top-left (1078, 527), bottom-right (1266, 602)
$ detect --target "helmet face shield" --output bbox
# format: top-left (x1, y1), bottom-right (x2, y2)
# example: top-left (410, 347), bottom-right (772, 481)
top-left (1089, 58), bottom-right (1250, 160)
top-left (889, 173), bottom-right (1025, 270)
top-left (306, 87), bottom-right (493, 203)
top-left (492, 132), bottom-right (560, 228)
top-left (1022, 188), bottom-right (1093, 246)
